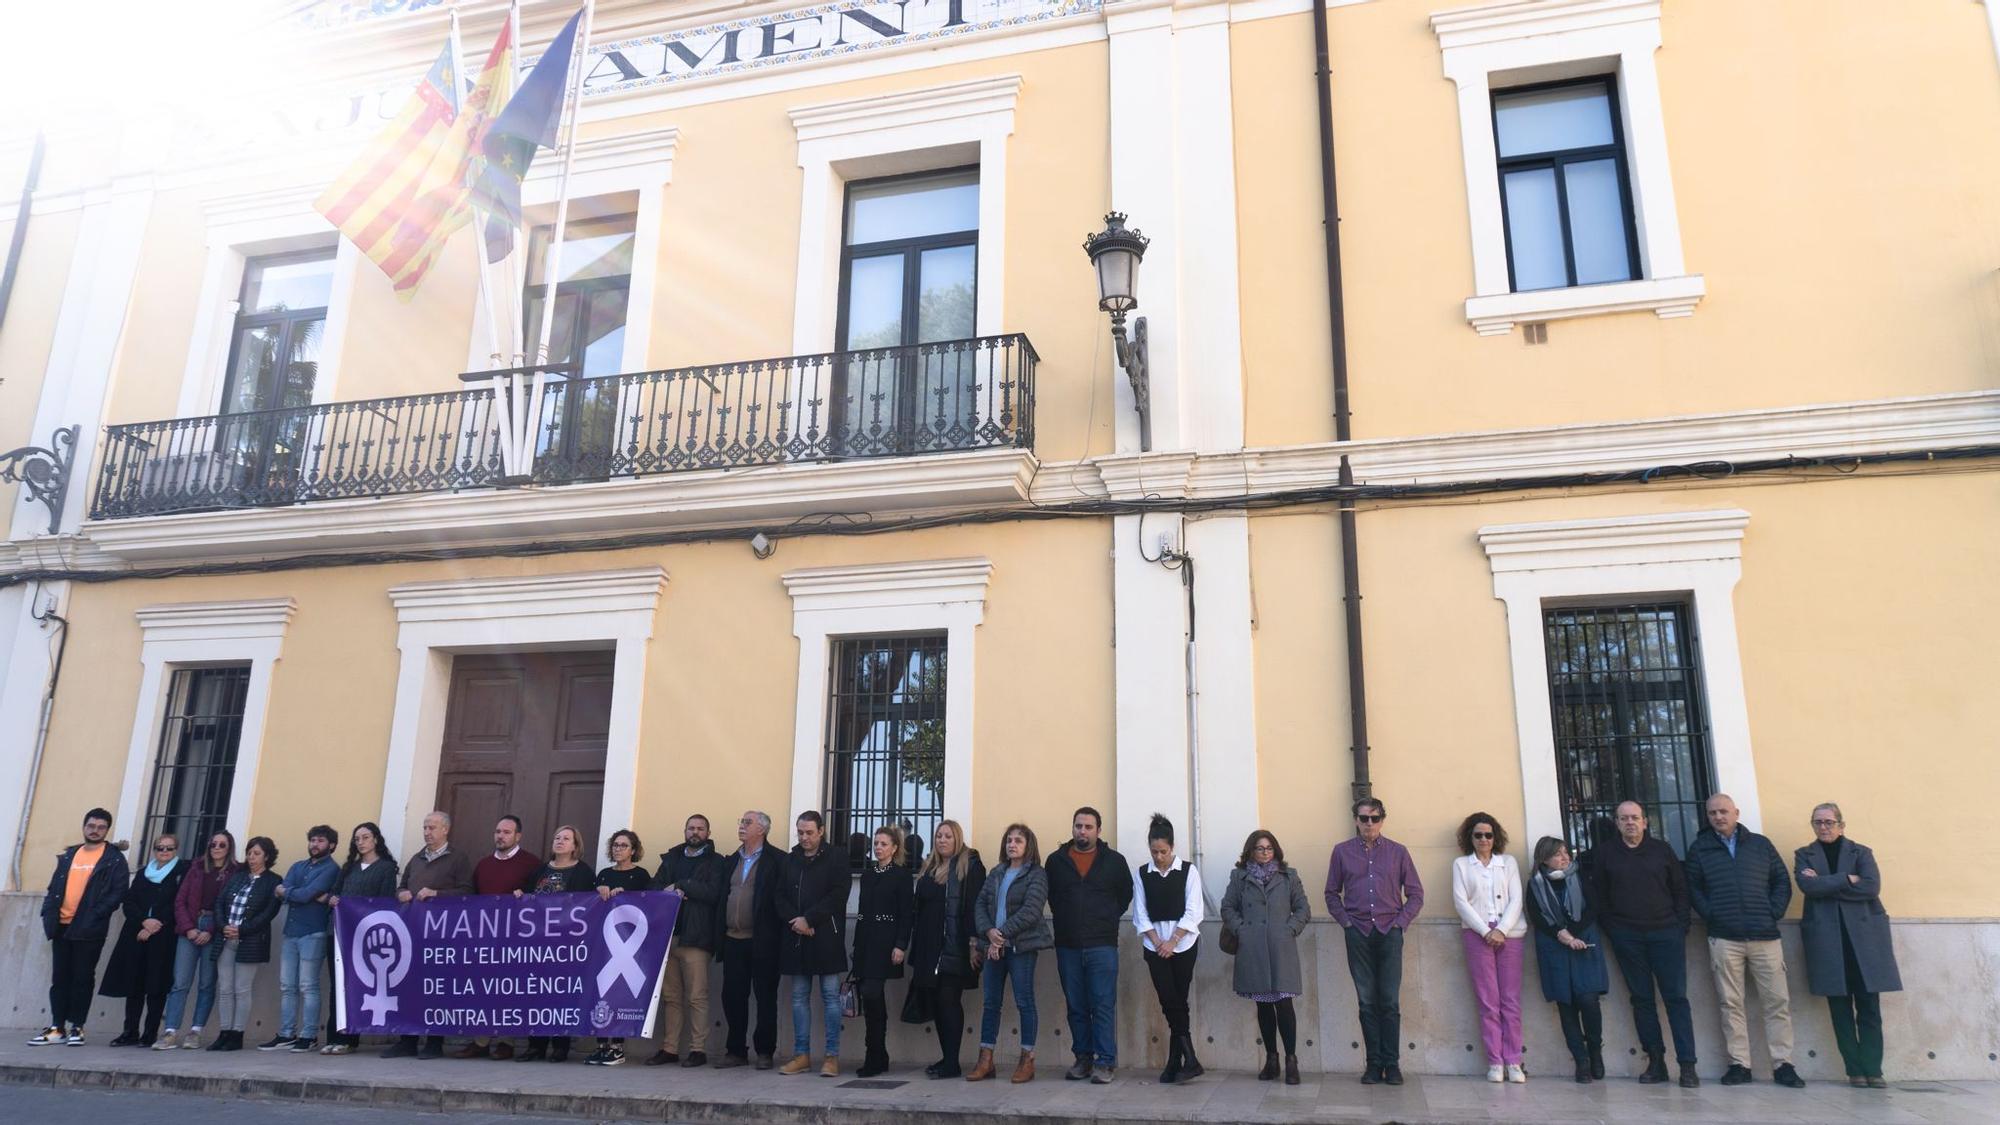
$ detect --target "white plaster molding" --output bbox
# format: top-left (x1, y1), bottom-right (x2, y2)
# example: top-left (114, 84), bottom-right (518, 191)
top-left (783, 558), bottom-right (989, 840)
top-left (114, 598), bottom-right (298, 851)
top-left (789, 75), bottom-right (1019, 354)
top-left (1478, 508), bottom-right (1763, 843)
top-left (380, 568), bottom-right (666, 865)
top-left (82, 447), bottom-right (1038, 564)
top-left (1464, 273), bottom-right (1704, 336)
top-left (1431, 0), bottom-right (1695, 333)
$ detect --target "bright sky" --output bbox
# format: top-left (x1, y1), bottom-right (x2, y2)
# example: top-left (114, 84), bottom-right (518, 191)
top-left (0, 1), bottom-right (302, 137)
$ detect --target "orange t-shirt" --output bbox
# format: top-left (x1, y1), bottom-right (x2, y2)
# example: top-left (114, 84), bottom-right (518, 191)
top-left (1072, 846), bottom-right (1097, 881)
top-left (59, 843), bottom-right (104, 925)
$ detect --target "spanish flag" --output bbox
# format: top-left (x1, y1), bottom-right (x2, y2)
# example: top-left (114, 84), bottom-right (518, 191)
top-left (314, 24), bottom-right (512, 300)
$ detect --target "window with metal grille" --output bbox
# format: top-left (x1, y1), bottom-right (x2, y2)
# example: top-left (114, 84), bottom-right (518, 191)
top-left (823, 634), bottom-right (946, 869)
top-left (142, 666), bottom-right (251, 849)
top-left (1543, 602), bottom-right (1714, 857)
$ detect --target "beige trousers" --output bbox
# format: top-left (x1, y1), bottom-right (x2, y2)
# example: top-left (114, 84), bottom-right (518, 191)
top-left (659, 945), bottom-right (713, 1053)
top-left (1708, 937), bottom-right (1794, 1068)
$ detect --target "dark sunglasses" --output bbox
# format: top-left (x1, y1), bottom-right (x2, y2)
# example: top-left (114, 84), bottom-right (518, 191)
top-left (154, 844), bottom-right (177, 853)
top-left (1471, 832), bottom-right (1494, 840)
top-left (1356, 814), bottom-right (1384, 824)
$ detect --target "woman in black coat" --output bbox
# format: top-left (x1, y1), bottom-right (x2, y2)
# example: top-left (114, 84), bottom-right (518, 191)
top-left (206, 836), bottom-right (281, 1052)
top-left (909, 819), bottom-right (985, 1078)
top-left (849, 827), bottom-right (915, 1077)
top-left (101, 833), bottom-right (188, 1046)
top-left (776, 812), bottom-right (849, 1075)
top-left (322, 821), bottom-right (398, 1055)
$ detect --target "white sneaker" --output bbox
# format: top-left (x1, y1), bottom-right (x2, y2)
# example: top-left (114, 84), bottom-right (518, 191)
top-left (1506, 1064), bottom-right (1527, 1084)
top-left (153, 1031), bottom-right (179, 1050)
top-left (65, 1029), bottom-right (85, 1046)
top-left (27, 1027), bottom-right (63, 1045)
top-left (182, 1028), bottom-right (203, 1049)
top-left (1487, 1064), bottom-right (1504, 1082)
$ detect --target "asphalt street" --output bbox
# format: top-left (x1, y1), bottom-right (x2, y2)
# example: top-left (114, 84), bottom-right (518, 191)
top-left (0, 1086), bottom-right (630, 1124)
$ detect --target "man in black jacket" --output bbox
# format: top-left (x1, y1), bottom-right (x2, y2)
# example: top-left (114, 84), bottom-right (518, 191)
top-left (1685, 793), bottom-right (1804, 1089)
top-left (33, 808), bottom-right (131, 1046)
top-left (1045, 806), bottom-right (1132, 1083)
top-left (1591, 800), bottom-right (1698, 1088)
top-left (647, 813), bottom-right (726, 1067)
top-left (715, 810), bottom-right (783, 1070)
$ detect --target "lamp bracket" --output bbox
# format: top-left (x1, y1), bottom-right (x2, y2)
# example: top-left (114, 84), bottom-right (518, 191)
top-left (1111, 313), bottom-right (1152, 452)
top-left (0, 424), bottom-right (80, 535)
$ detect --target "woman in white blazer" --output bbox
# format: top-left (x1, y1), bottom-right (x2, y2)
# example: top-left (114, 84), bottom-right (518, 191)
top-left (1452, 812), bottom-right (1528, 1083)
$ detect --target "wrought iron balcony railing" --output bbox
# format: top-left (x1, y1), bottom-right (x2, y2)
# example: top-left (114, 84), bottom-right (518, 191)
top-left (91, 334), bottom-right (1037, 520)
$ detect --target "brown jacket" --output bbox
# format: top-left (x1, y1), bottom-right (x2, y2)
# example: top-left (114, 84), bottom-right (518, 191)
top-left (400, 848), bottom-right (474, 897)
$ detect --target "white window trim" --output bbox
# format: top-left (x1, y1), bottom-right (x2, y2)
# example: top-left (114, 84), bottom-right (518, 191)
top-left (1480, 509), bottom-right (1760, 844)
top-left (469, 127), bottom-right (680, 375)
top-left (782, 558), bottom-right (989, 842)
top-left (380, 568), bottom-right (666, 866)
top-left (788, 75), bottom-right (1020, 354)
top-left (1432, 0), bottom-right (1703, 335)
top-left (178, 184), bottom-right (355, 417)
top-left (115, 598), bottom-right (297, 849)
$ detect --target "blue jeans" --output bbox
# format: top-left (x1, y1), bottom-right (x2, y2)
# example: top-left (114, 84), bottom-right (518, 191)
top-left (1055, 945), bottom-right (1119, 1065)
top-left (163, 935), bottom-right (220, 1031)
top-left (279, 932), bottom-right (330, 1038)
top-left (979, 950), bottom-right (1039, 1050)
top-left (1344, 925), bottom-right (1405, 1068)
top-left (1605, 925), bottom-right (1696, 1063)
top-left (790, 974), bottom-right (841, 1056)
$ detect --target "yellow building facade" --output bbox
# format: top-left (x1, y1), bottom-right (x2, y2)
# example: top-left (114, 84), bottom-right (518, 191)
top-left (1, 0), bottom-right (1996, 1078)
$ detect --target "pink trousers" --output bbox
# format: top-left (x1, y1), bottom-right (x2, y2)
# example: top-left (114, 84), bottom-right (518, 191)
top-left (1460, 928), bottom-right (1525, 1065)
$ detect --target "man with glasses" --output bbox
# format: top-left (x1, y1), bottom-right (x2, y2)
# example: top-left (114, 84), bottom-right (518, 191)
top-left (715, 811), bottom-right (782, 1070)
top-left (1324, 797), bottom-right (1422, 1085)
top-left (1685, 794), bottom-right (1804, 1089)
top-left (33, 808), bottom-right (131, 1046)
top-left (261, 825), bottom-right (341, 1053)
top-left (1592, 800), bottom-right (1698, 1087)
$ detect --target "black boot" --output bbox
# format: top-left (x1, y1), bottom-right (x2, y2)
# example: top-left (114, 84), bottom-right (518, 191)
top-left (1284, 1054), bottom-right (1301, 1085)
top-left (856, 1050), bottom-right (889, 1078)
top-left (1638, 1051), bottom-right (1668, 1084)
top-left (1587, 1039), bottom-right (1605, 1080)
top-left (1258, 1050), bottom-right (1280, 1081)
top-left (1159, 1034), bottom-right (1183, 1084)
top-left (1172, 1034), bottom-right (1204, 1084)
top-left (1574, 1058), bottom-right (1592, 1084)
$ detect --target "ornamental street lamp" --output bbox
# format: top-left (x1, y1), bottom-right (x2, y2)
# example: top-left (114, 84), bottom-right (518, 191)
top-left (1082, 212), bottom-right (1153, 451)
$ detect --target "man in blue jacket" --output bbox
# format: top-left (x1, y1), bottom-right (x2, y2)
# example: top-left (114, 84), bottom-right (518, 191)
top-left (1684, 794), bottom-right (1804, 1089)
top-left (262, 824), bottom-right (341, 1053)
top-left (33, 808), bottom-right (130, 1046)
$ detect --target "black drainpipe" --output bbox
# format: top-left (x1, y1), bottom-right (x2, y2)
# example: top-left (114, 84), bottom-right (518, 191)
top-left (1313, 0), bottom-right (1371, 802)
top-left (0, 131), bottom-right (45, 339)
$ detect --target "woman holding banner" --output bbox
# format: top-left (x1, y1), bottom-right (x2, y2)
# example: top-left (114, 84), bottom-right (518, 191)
top-left (322, 822), bottom-right (397, 1055)
top-left (850, 826), bottom-right (915, 1077)
top-left (589, 829), bottom-right (651, 1065)
top-left (518, 826), bottom-right (597, 1062)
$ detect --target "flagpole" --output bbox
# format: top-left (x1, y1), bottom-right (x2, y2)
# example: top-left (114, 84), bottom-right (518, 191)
top-left (505, 0), bottom-right (526, 365)
top-left (449, 5), bottom-right (507, 367)
top-left (531, 0), bottom-right (596, 368)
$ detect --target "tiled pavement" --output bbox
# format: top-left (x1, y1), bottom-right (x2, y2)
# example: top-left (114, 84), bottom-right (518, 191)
top-left (0, 1033), bottom-right (1994, 1124)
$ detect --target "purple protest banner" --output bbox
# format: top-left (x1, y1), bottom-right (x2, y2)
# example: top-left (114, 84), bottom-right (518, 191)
top-left (333, 891), bottom-right (679, 1038)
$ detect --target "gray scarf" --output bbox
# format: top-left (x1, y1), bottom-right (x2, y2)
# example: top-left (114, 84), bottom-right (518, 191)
top-left (1530, 865), bottom-right (1586, 930)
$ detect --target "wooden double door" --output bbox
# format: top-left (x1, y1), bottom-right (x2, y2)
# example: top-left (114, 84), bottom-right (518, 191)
top-left (437, 651), bottom-right (615, 867)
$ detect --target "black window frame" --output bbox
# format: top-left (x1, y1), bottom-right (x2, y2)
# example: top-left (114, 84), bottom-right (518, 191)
top-left (820, 632), bottom-right (948, 871)
top-left (1542, 600), bottom-right (1716, 858)
top-left (1491, 75), bottom-right (1643, 293)
top-left (521, 213), bottom-right (638, 479)
top-left (141, 664), bottom-right (252, 853)
top-left (218, 247), bottom-right (335, 417)
top-left (520, 212), bottom-right (638, 379)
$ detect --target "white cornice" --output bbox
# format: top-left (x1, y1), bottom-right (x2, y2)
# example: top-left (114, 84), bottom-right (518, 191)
top-left (782, 557), bottom-right (992, 613)
top-left (134, 598), bottom-right (297, 644)
top-left (1478, 508), bottom-right (1748, 574)
top-left (1429, 0), bottom-right (1661, 50)
top-left (389, 567), bottom-right (667, 624)
top-left (788, 75), bottom-right (1023, 143)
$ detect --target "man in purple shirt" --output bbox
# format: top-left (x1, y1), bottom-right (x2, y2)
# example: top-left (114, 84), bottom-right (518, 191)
top-left (1324, 796), bottom-right (1423, 1085)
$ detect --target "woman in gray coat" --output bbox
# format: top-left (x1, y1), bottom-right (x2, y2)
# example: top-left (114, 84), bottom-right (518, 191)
top-left (967, 823), bottom-right (1052, 1084)
top-left (1794, 802), bottom-right (1901, 1089)
top-left (1219, 829), bottom-right (1310, 1085)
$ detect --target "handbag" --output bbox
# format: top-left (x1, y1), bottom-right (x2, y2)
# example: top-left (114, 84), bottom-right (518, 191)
top-left (840, 979), bottom-right (860, 1020)
top-left (900, 978), bottom-right (938, 1025)
top-left (1219, 925), bottom-right (1240, 956)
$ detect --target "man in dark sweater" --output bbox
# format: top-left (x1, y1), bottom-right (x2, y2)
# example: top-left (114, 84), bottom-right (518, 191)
top-left (1591, 800), bottom-right (1697, 1087)
top-left (382, 810), bottom-right (474, 1059)
top-left (1684, 793), bottom-right (1804, 1089)
top-left (645, 814), bottom-right (726, 1067)
top-left (455, 815), bottom-right (540, 1060)
top-left (1045, 806), bottom-right (1132, 1083)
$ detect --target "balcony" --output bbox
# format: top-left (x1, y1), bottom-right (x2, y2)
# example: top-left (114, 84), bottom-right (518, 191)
top-left (91, 334), bottom-right (1037, 521)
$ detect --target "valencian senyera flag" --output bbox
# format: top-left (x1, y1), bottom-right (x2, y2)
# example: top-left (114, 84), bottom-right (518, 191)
top-left (314, 21), bottom-right (514, 298)
top-left (470, 5), bottom-right (584, 263)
